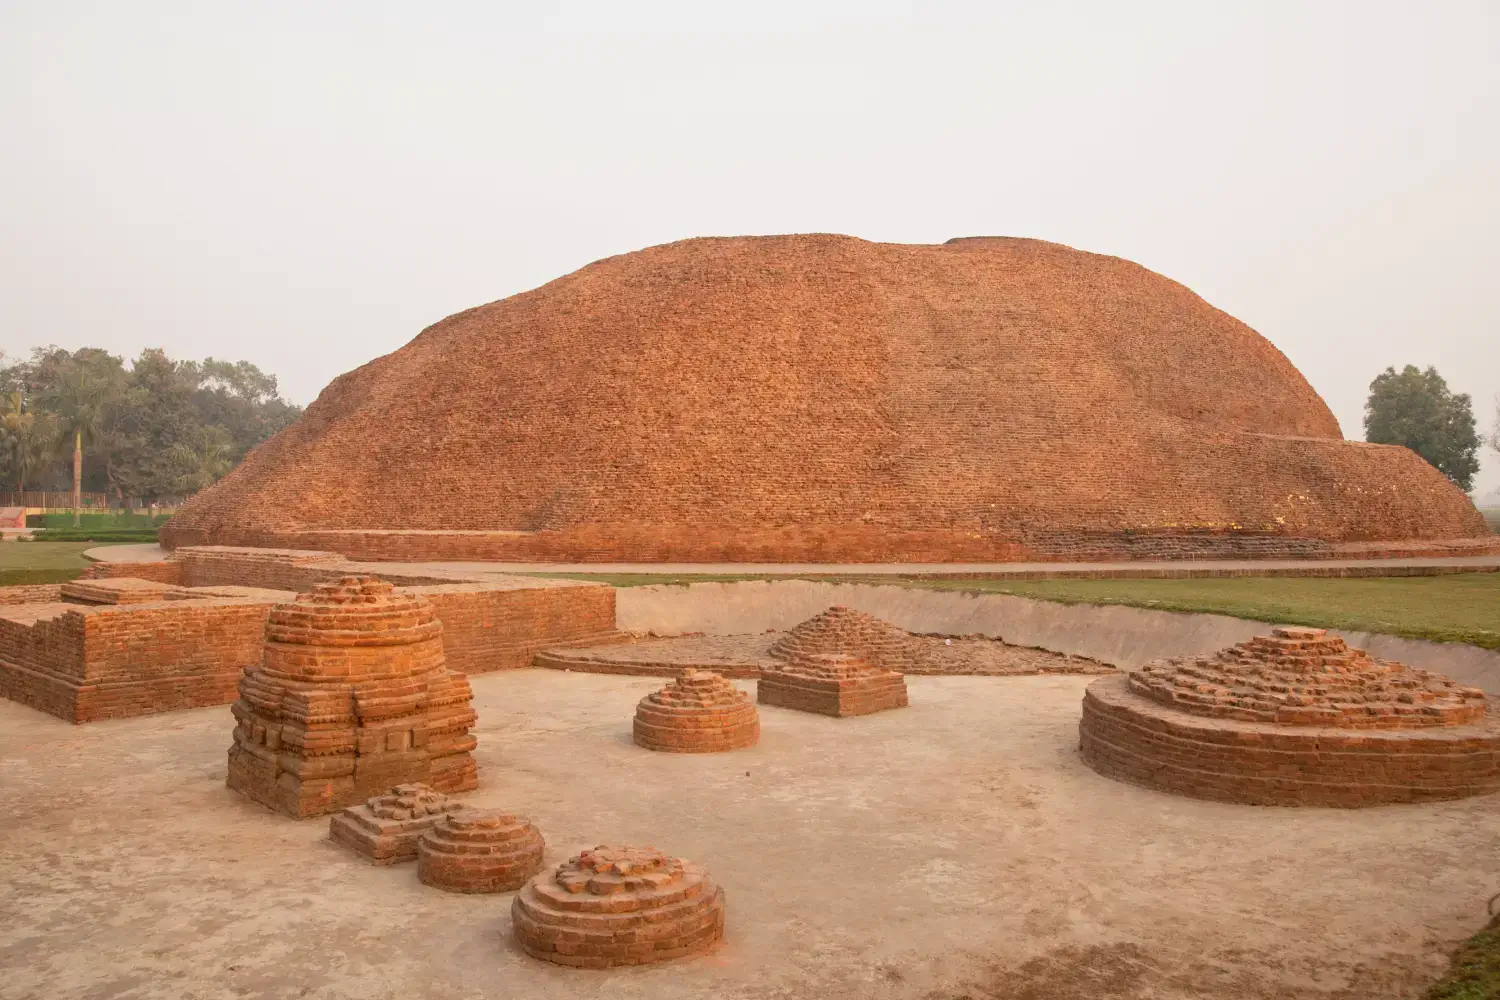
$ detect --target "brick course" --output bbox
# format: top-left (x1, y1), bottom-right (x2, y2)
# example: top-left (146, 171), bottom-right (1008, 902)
top-left (226, 576), bottom-right (480, 819)
top-left (632, 670), bottom-right (760, 753)
top-left (1078, 629), bottom-right (1500, 807)
top-left (512, 845), bottom-right (726, 968)
top-left (417, 811), bottom-right (545, 893)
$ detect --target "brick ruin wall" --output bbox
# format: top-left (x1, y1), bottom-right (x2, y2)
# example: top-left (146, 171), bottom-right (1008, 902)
top-left (1077, 675), bottom-right (1500, 807)
top-left (0, 546), bottom-right (620, 723)
top-left (0, 599), bottom-right (273, 723)
top-left (160, 235), bottom-right (1493, 564)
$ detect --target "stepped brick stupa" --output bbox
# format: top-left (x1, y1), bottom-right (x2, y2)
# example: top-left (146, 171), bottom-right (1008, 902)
top-left (759, 652), bottom-right (909, 718)
top-left (1079, 627), bottom-right (1500, 807)
top-left (770, 605), bottom-right (921, 672)
top-left (159, 235), bottom-right (1494, 564)
top-left (417, 810), bottom-right (545, 893)
top-left (227, 576), bottom-right (478, 818)
top-left (632, 669), bottom-right (760, 752)
top-left (512, 845), bottom-right (726, 968)
top-left (328, 783), bottom-right (468, 865)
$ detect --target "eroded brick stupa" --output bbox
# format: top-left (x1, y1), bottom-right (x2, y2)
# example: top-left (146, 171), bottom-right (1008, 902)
top-left (770, 605), bottom-right (919, 672)
top-left (227, 576), bottom-right (478, 818)
top-left (160, 235), bottom-right (1493, 563)
top-left (633, 669), bottom-right (760, 752)
top-left (329, 783), bottom-right (467, 865)
top-left (417, 810), bottom-right (545, 893)
top-left (1079, 627), bottom-right (1500, 807)
top-left (512, 845), bottom-right (726, 968)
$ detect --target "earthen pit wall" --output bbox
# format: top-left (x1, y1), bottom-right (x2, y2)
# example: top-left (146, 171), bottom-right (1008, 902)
top-left (1078, 675), bottom-right (1500, 807)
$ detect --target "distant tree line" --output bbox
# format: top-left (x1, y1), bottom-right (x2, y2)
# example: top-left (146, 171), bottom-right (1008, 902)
top-left (0, 346), bottom-right (301, 510)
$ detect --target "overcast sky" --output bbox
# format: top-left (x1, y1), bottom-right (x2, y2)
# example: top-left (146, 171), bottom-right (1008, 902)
top-left (2, 2), bottom-right (1497, 496)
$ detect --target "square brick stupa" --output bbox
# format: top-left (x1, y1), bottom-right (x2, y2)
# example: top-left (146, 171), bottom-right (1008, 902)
top-left (758, 652), bottom-right (908, 718)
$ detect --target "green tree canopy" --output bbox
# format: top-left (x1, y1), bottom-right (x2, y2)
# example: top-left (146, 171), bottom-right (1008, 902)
top-left (0, 346), bottom-right (302, 502)
top-left (1364, 365), bottom-right (1481, 492)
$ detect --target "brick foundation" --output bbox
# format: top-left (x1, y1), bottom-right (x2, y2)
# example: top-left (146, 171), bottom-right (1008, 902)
top-left (1079, 675), bottom-right (1500, 807)
top-left (512, 846), bottom-right (725, 968)
top-left (758, 652), bottom-right (909, 718)
top-left (417, 811), bottom-right (546, 893)
top-left (328, 784), bottom-right (469, 866)
top-left (0, 545), bottom-right (620, 724)
top-left (632, 670), bottom-right (760, 753)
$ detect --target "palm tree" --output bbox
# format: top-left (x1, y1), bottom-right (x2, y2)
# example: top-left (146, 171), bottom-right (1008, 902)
top-left (40, 369), bottom-right (110, 526)
top-left (170, 429), bottom-right (234, 495)
top-left (1, 391), bottom-right (50, 494)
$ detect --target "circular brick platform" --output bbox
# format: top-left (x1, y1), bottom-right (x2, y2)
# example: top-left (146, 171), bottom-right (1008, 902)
top-left (1079, 627), bottom-right (1500, 807)
top-left (512, 845), bottom-right (726, 968)
top-left (633, 669), bottom-right (760, 753)
top-left (416, 810), bottom-right (545, 893)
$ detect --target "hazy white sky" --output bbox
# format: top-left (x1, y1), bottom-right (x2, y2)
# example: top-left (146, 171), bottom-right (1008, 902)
top-left (2, 2), bottom-right (1497, 495)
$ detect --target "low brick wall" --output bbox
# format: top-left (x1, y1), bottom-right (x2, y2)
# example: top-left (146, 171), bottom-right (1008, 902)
top-left (0, 546), bottom-right (623, 723)
top-left (0, 584), bottom-right (64, 606)
top-left (409, 583), bottom-right (619, 674)
top-left (82, 560), bottom-right (185, 585)
top-left (0, 598), bottom-right (275, 723)
top-left (1077, 674), bottom-right (1500, 807)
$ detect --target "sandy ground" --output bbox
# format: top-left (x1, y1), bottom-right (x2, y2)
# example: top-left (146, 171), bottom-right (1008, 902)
top-left (3, 670), bottom-right (1498, 1000)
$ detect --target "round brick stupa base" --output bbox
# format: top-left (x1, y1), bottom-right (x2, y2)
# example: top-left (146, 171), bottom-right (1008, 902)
top-left (1079, 628), bottom-right (1500, 807)
top-left (633, 670), bottom-right (759, 753)
top-left (416, 811), bottom-right (545, 893)
top-left (512, 845), bottom-right (725, 968)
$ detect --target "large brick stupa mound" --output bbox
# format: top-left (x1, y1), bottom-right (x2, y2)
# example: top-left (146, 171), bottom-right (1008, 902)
top-left (162, 234), bottom-right (1493, 563)
top-left (1079, 627), bottom-right (1500, 807)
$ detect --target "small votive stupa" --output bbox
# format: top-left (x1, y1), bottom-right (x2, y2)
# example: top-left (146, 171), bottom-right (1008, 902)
top-left (633, 669), bottom-right (760, 752)
top-left (227, 576), bottom-right (478, 818)
top-left (759, 651), bottom-right (908, 718)
top-left (328, 783), bottom-right (467, 865)
top-left (512, 845), bottom-right (726, 968)
top-left (417, 810), bottom-right (545, 893)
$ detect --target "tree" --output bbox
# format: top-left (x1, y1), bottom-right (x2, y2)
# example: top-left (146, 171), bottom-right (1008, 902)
top-left (1489, 395), bottom-right (1499, 455)
top-left (39, 365), bottom-right (115, 524)
top-left (1364, 365), bottom-right (1481, 492)
top-left (1, 391), bottom-right (53, 493)
top-left (169, 427), bottom-right (234, 494)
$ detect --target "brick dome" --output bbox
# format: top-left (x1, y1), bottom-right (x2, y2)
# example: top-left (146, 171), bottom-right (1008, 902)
top-left (162, 234), bottom-right (1494, 563)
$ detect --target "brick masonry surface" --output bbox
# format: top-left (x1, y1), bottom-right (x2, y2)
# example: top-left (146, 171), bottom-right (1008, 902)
top-left (160, 234), bottom-right (1493, 562)
top-left (512, 846), bottom-right (726, 968)
top-left (758, 652), bottom-right (910, 718)
top-left (632, 670), bottom-right (760, 753)
top-left (328, 784), bottom-right (469, 866)
top-left (417, 811), bottom-right (546, 893)
top-left (1078, 628), bottom-right (1500, 807)
top-left (226, 577), bottom-right (479, 819)
top-left (0, 546), bottom-right (620, 724)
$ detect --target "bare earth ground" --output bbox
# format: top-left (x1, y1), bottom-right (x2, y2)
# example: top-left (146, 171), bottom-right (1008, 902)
top-left (3, 670), bottom-right (1498, 1000)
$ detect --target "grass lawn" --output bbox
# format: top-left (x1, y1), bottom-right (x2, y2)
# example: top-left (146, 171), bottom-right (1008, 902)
top-left (523, 570), bottom-right (1500, 649)
top-left (1427, 914), bottom-right (1500, 999)
top-left (0, 541), bottom-right (129, 586)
